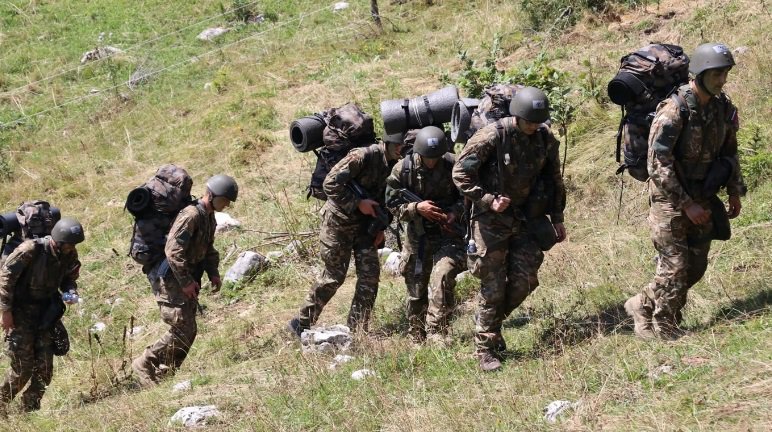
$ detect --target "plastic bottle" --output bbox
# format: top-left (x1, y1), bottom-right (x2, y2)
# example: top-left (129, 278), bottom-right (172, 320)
top-left (467, 239), bottom-right (477, 254)
top-left (62, 291), bottom-right (79, 304)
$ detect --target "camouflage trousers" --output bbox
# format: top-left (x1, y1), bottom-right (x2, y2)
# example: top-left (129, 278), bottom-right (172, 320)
top-left (468, 213), bottom-right (544, 352)
top-left (0, 306), bottom-right (54, 412)
top-left (134, 299), bottom-right (198, 379)
top-left (643, 196), bottom-right (713, 322)
top-left (297, 207), bottom-right (380, 331)
top-left (400, 231), bottom-right (465, 336)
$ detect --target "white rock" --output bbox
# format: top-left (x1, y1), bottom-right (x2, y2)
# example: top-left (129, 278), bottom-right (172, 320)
top-left (649, 364), bottom-right (674, 379)
top-left (383, 251), bottom-right (402, 275)
top-left (284, 240), bottom-right (304, 255)
top-left (215, 212), bottom-right (241, 233)
top-left (543, 400), bottom-right (577, 423)
top-left (172, 380), bottom-right (192, 393)
top-left (455, 270), bottom-right (470, 282)
top-left (351, 369), bottom-right (375, 380)
top-left (266, 251), bottom-right (283, 261)
top-left (204, 82), bottom-right (213, 91)
top-left (224, 251), bottom-right (267, 282)
top-left (128, 326), bottom-right (144, 338)
top-left (300, 325), bottom-right (352, 352)
top-left (333, 2), bottom-right (350, 12)
top-left (328, 354), bottom-right (355, 370)
top-left (80, 46), bottom-right (124, 64)
top-left (90, 322), bottom-right (106, 332)
top-left (377, 247), bottom-right (393, 258)
top-left (169, 405), bottom-right (220, 427)
top-left (733, 46), bottom-right (749, 55)
top-left (197, 27), bottom-right (229, 41)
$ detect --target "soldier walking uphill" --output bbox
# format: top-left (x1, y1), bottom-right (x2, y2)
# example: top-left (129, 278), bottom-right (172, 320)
top-left (0, 218), bottom-right (84, 416)
top-left (288, 138), bottom-right (403, 336)
top-left (132, 175), bottom-right (239, 386)
top-left (385, 126), bottom-right (466, 343)
top-left (453, 87), bottom-right (567, 372)
top-left (625, 43), bottom-right (746, 340)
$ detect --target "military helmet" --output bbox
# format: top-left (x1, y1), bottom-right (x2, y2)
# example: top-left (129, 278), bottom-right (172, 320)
top-left (689, 43), bottom-right (735, 76)
top-left (206, 174), bottom-right (239, 202)
top-left (413, 126), bottom-right (447, 159)
top-left (51, 217), bottom-right (85, 244)
top-left (383, 131), bottom-right (405, 145)
top-left (509, 87), bottom-right (550, 123)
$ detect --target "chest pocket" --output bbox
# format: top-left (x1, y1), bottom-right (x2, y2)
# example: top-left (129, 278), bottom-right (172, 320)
top-left (678, 99), bottom-right (728, 179)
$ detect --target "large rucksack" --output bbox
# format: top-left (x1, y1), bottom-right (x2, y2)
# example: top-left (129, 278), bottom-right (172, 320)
top-left (307, 103), bottom-right (376, 200)
top-left (0, 200), bottom-right (61, 261)
top-left (125, 164), bottom-right (193, 272)
top-left (462, 84), bottom-right (524, 144)
top-left (607, 43), bottom-right (690, 181)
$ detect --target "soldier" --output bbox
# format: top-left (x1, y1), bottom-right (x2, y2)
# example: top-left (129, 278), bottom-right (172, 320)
top-left (625, 43), bottom-right (746, 340)
top-left (0, 218), bottom-right (83, 416)
top-left (453, 87), bottom-right (567, 372)
top-left (385, 126), bottom-right (466, 343)
top-left (288, 138), bottom-right (403, 336)
top-left (132, 174), bottom-right (238, 386)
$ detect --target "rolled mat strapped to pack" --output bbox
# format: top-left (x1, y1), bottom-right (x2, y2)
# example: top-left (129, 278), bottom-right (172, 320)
top-left (380, 86), bottom-right (459, 135)
top-left (0, 212), bottom-right (20, 237)
top-left (125, 187), bottom-right (152, 217)
top-left (451, 98), bottom-right (480, 143)
top-left (289, 114), bottom-right (327, 153)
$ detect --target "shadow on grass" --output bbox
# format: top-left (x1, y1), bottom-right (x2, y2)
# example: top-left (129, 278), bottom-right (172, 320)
top-left (696, 287), bottom-right (772, 330)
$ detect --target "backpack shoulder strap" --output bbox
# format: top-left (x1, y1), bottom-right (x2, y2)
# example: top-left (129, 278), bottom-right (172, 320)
top-left (400, 151), bottom-right (414, 188)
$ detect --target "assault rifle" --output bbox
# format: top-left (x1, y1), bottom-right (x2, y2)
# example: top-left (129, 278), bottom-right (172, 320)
top-left (348, 180), bottom-right (390, 236)
top-left (388, 188), bottom-right (464, 237)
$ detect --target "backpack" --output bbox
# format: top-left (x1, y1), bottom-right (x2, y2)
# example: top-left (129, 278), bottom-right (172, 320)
top-left (1, 200), bottom-right (61, 261)
top-left (307, 103), bottom-right (376, 200)
top-left (607, 43), bottom-right (690, 181)
top-left (126, 164), bottom-right (193, 271)
top-left (463, 84), bottom-right (524, 143)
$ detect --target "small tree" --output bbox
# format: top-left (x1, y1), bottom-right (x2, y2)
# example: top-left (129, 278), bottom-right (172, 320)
top-left (370, 0), bottom-right (383, 31)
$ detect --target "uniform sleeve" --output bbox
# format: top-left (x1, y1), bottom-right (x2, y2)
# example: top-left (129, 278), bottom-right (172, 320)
top-left (323, 148), bottom-right (367, 214)
top-left (452, 126), bottom-right (498, 210)
top-left (0, 242), bottom-right (35, 312)
top-left (165, 210), bottom-right (196, 288)
top-left (59, 252), bottom-right (80, 293)
top-left (385, 158), bottom-right (419, 222)
top-left (203, 233), bottom-right (220, 281)
top-left (545, 132), bottom-right (567, 224)
top-left (648, 99), bottom-right (693, 210)
top-left (721, 101), bottom-right (747, 197)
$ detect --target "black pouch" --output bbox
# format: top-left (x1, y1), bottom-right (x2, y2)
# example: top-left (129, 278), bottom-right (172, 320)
top-left (526, 215), bottom-right (558, 251)
top-left (702, 157), bottom-right (733, 197)
top-left (38, 296), bottom-right (65, 331)
top-left (708, 195), bottom-right (731, 241)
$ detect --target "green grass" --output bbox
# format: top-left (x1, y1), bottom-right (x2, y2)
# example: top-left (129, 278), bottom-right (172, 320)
top-left (0, 0), bottom-right (770, 429)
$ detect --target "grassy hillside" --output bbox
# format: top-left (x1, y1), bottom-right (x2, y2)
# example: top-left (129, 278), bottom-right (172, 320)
top-left (0, 0), bottom-right (770, 430)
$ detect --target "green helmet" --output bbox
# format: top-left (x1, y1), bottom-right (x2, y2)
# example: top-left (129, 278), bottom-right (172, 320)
top-left (689, 43), bottom-right (735, 76)
top-left (51, 217), bottom-right (85, 244)
top-left (413, 126), bottom-right (447, 159)
top-left (509, 87), bottom-right (550, 123)
top-left (206, 174), bottom-right (239, 201)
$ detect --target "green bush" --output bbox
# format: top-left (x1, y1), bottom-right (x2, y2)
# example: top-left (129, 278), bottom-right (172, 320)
top-left (519, 0), bottom-right (646, 30)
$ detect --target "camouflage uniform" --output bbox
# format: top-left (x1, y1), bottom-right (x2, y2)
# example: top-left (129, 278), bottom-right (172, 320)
top-left (296, 142), bottom-right (392, 331)
top-left (453, 117), bottom-right (566, 353)
top-left (0, 238), bottom-right (79, 412)
top-left (133, 202), bottom-right (219, 382)
top-left (385, 152), bottom-right (465, 338)
top-left (644, 83), bottom-right (746, 324)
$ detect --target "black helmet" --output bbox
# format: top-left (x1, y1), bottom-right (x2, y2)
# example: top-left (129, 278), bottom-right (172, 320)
top-left (689, 43), bottom-right (735, 76)
top-left (51, 218), bottom-right (85, 244)
top-left (206, 174), bottom-right (239, 201)
top-left (413, 126), bottom-right (447, 159)
top-left (383, 132), bottom-right (405, 145)
top-left (509, 87), bottom-right (550, 123)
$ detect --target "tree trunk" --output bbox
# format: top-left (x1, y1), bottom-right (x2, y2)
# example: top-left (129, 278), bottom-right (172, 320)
top-left (370, 0), bottom-right (383, 31)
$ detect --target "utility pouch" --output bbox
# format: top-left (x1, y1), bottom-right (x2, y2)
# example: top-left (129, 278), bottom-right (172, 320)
top-left (708, 195), bottom-right (731, 241)
top-left (702, 157), bottom-right (733, 197)
top-left (38, 296), bottom-right (65, 331)
top-left (526, 215), bottom-right (558, 251)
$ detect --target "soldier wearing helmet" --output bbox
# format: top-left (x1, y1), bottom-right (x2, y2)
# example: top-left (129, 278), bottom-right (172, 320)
top-left (385, 126), bottom-right (466, 344)
top-left (453, 87), bottom-right (567, 372)
top-left (0, 217), bottom-right (83, 416)
top-left (625, 43), bottom-right (747, 340)
top-left (132, 174), bottom-right (238, 386)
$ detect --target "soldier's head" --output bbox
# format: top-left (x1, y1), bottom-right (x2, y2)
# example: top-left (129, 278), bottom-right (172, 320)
top-left (690, 43), bottom-right (735, 96)
top-left (509, 87), bottom-right (550, 136)
top-left (384, 137), bottom-right (403, 162)
top-left (413, 126), bottom-right (447, 169)
top-left (206, 174), bottom-right (239, 212)
top-left (50, 217), bottom-right (84, 254)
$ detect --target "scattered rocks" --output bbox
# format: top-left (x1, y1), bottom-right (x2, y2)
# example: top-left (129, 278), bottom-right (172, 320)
top-left (351, 369), bottom-right (375, 380)
top-left (90, 322), bottom-right (106, 333)
top-left (215, 212), bottom-right (241, 232)
top-left (266, 250), bottom-right (283, 261)
top-left (648, 364), bottom-right (674, 379)
top-left (383, 251), bottom-right (401, 276)
top-left (284, 240), bottom-right (304, 255)
top-left (300, 324), bottom-right (352, 353)
top-left (733, 46), bottom-right (749, 55)
top-left (328, 354), bottom-right (355, 370)
top-left (169, 405), bottom-right (220, 427)
top-left (224, 251), bottom-right (268, 282)
top-left (543, 400), bottom-right (579, 423)
top-left (333, 2), bottom-right (350, 12)
top-left (172, 380), bottom-right (192, 393)
top-left (197, 27), bottom-right (229, 42)
top-left (80, 46), bottom-right (124, 64)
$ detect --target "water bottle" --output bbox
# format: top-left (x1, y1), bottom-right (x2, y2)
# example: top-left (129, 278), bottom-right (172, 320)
top-left (62, 291), bottom-right (79, 304)
top-left (467, 239), bottom-right (477, 254)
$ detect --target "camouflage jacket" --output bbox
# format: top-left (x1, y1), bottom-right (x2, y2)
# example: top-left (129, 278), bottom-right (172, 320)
top-left (323, 142), bottom-right (391, 223)
top-left (0, 238), bottom-right (80, 312)
top-left (453, 117), bottom-right (566, 223)
top-left (385, 152), bottom-right (464, 236)
top-left (648, 83), bottom-right (747, 209)
top-left (165, 202), bottom-right (219, 289)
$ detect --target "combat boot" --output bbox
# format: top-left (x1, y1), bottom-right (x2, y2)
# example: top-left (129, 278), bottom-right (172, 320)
top-left (624, 294), bottom-right (656, 339)
top-left (653, 315), bottom-right (687, 341)
top-left (476, 351), bottom-right (502, 372)
top-left (132, 356), bottom-right (159, 387)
